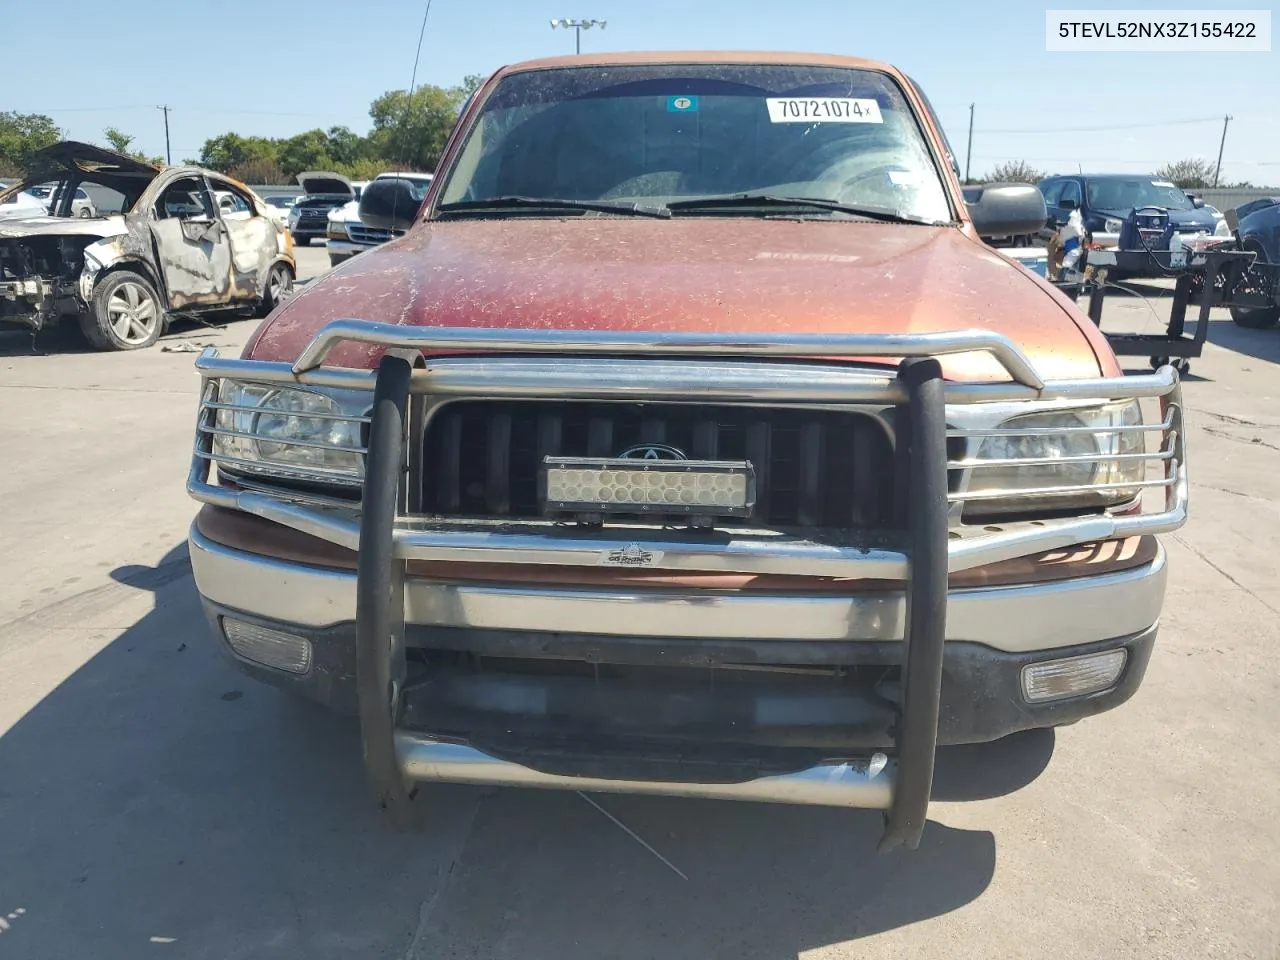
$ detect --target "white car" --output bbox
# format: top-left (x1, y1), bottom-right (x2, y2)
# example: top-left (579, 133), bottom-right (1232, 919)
top-left (326, 171), bottom-right (433, 267)
top-left (261, 195), bottom-right (297, 225)
top-left (52, 185), bottom-right (97, 218)
top-left (0, 188), bottom-right (48, 221)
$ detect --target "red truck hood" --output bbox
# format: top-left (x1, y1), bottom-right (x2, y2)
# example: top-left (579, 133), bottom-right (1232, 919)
top-left (250, 219), bottom-right (1113, 381)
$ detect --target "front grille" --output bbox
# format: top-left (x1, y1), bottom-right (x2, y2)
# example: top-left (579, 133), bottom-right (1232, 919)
top-left (420, 401), bottom-right (896, 529)
top-left (347, 223), bottom-right (398, 245)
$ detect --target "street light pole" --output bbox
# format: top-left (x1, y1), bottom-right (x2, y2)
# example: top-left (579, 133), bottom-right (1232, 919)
top-left (550, 18), bottom-right (607, 54)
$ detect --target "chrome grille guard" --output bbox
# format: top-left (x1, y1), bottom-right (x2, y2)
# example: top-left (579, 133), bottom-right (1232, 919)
top-left (189, 321), bottom-right (1188, 580)
top-left (187, 319), bottom-right (1188, 851)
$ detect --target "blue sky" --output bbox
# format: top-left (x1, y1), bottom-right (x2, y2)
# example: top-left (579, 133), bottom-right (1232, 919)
top-left (6, 0), bottom-right (1277, 184)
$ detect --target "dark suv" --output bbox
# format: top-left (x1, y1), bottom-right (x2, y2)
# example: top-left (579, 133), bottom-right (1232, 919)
top-left (1038, 174), bottom-right (1221, 253)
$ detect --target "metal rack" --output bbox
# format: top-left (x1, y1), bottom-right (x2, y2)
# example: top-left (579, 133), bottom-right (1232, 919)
top-left (1054, 248), bottom-right (1258, 374)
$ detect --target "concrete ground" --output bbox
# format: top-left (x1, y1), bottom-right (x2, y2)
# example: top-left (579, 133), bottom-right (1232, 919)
top-left (1, 250), bottom-right (1278, 959)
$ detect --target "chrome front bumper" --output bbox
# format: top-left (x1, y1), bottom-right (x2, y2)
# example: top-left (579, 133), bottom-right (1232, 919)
top-left (189, 520), bottom-right (1168, 654)
top-left (396, 736), bottom-right (894, 809)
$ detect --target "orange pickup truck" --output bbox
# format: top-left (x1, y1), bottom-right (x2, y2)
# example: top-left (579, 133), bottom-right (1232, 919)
top-left (186, 52), bottom-right (1188, 850)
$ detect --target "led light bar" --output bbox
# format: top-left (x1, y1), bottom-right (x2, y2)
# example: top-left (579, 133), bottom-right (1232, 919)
top-left (541, 457), bottom-right (756, 517)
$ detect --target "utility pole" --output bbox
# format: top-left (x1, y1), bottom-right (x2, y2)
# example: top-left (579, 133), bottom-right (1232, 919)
top-left (964, 103), bottom-right (974, 184)
top-left (1213, 113), bottom-right (1232, 187)
top-left (156, 104), bottom-right (172, 165)
top-left (550, 18), bottom-right (607, 54)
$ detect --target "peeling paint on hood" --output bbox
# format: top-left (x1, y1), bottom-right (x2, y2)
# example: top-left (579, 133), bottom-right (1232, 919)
top-left (250, 218), bottom-right (1116, 382)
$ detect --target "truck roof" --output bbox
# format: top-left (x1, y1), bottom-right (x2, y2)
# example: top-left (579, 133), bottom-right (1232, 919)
top-left (494, 50), bottom-right (904, 78)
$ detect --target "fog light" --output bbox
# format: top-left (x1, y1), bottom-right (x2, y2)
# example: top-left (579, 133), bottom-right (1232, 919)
top-left (1021, 649), bottom-right (1126, 703)
top-left (222, 618), bottom-right (313, 675)
top-left (542, 457), bottom-right (755, 517)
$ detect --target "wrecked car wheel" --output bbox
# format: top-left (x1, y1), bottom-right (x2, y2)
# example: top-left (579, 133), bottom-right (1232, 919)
top-left (261, 262), bottom-right (294, 315)
top-left (80, 271), bottom-right (164, 351)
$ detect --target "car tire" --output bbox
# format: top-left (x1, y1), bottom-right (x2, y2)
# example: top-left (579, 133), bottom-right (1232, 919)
top-left (1230, 303), bottom-right (1280, 329)
top-left (1228, 243), bottom-right (1280, 329)
top-left (260, 262), bottom-right (294, 316)
top-left (79, 269), bottom-right (165, 351)
top-left (78, 208), bottom-right (91, 219)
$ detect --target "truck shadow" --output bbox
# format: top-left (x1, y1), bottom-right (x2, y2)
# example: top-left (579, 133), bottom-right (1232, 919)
top-left (0, 542), bottom-right (1054, 958)
top-left (1206, 319), bottom-right (1280, 367)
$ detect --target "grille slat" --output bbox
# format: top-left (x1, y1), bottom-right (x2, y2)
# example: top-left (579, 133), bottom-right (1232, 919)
top-left (422, 402), bottom-right (895, 529)
top-left (640, 419), bottom-right (666, 443)
top-left (485, 414), bottom-right (512, 515)
top-left (587, 418), bottom-right (614, 457)
top-left (693, 420), bottom-right (718, 459)
top-left (746, 421), bottom-right (772, 521)
top-left (797, 422), bottom-right (823, 527)
top-left (439, 412), bottom-right (462, 512)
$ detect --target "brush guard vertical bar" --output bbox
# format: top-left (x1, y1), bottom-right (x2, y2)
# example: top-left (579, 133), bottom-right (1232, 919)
top-left (879, 358), bottom-right (949, 851)
top-left (356, 355), bottom-right (416, 827)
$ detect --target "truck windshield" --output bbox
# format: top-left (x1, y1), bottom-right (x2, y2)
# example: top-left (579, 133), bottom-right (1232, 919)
top-left (437, 63), bottom-right (952, 223)
top-left (1085, 178), bottom-right (1195, 212)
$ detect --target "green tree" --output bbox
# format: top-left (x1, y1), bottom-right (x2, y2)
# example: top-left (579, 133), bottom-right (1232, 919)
top-left (335, 157), bottom-right (390, 180)
top-left (100, 127), bottom-right (163, 166)
top-left (277, 129), bottom-right (334, 178)
top-left (227, 158), bottom-right (287, 185)
top-left (325, 125), bottom-right (369, 167)
top-left (199, 133), bottom-right (278, 173)
top-left (103, 126), bottom-right (134, 153)
top-left (0, 111), bottom-right (63, 173)
top-left (1154, 158), bottom-right (1216, 189)
top-left (368, 84), bottom-right (464, 172)
top-left (456, 73), bottom-right (486, 102)
top-left (982, 160), bottom-right (1046, 184)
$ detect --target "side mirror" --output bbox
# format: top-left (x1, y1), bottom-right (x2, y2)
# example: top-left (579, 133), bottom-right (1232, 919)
top-left (1059, 198), bottom-right (1078, 210)
top-left (1190, 196), bottom-right (1205, 208)
top-left (359, 177), bottom-right (421, 232)
top-left (964, 183), bottom-right (1049, 239)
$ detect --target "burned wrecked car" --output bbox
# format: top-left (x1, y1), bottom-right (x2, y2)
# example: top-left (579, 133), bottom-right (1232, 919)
top-left (0, 142), bottom-right (295, 350)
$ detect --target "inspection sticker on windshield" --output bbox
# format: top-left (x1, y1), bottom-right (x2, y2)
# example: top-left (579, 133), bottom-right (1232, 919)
top-left (766, 98), bottom-right (883, 123)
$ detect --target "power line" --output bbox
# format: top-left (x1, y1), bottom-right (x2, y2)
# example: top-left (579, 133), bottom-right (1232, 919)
top-left (977, 117), bottom-right (1221, 135)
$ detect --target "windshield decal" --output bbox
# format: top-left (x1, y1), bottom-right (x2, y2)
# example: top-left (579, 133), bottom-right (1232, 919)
top-left (1152, 180), bottom-right (1176, 188)
top-left (765, 98), bottom-right (883, 123)
top-left (667, 95), bottom-right (699, 113)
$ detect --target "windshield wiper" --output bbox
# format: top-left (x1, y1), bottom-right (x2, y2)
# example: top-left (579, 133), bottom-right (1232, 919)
top-left (667, 194), bottom-right (937, 224)
top-left (436, 196), bottom-right (671, 219)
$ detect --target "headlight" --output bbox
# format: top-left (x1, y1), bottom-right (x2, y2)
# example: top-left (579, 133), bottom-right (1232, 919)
top-left (327, 220), bottom-right (349, 239)
top-left (288, 210), bottom-right (300, 225)
top-left (211, 381), bottom-right (365, 484)
top-left (1103, 218), bottom-right (1123, 234)
top-left (1214, 218), bottom-right (1230, 237)
top-left (960, 401), bottom-right (1145, 517)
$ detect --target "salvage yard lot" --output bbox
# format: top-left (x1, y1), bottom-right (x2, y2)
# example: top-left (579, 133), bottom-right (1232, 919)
top-left (0, 264), bottom-right (1278, 958)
